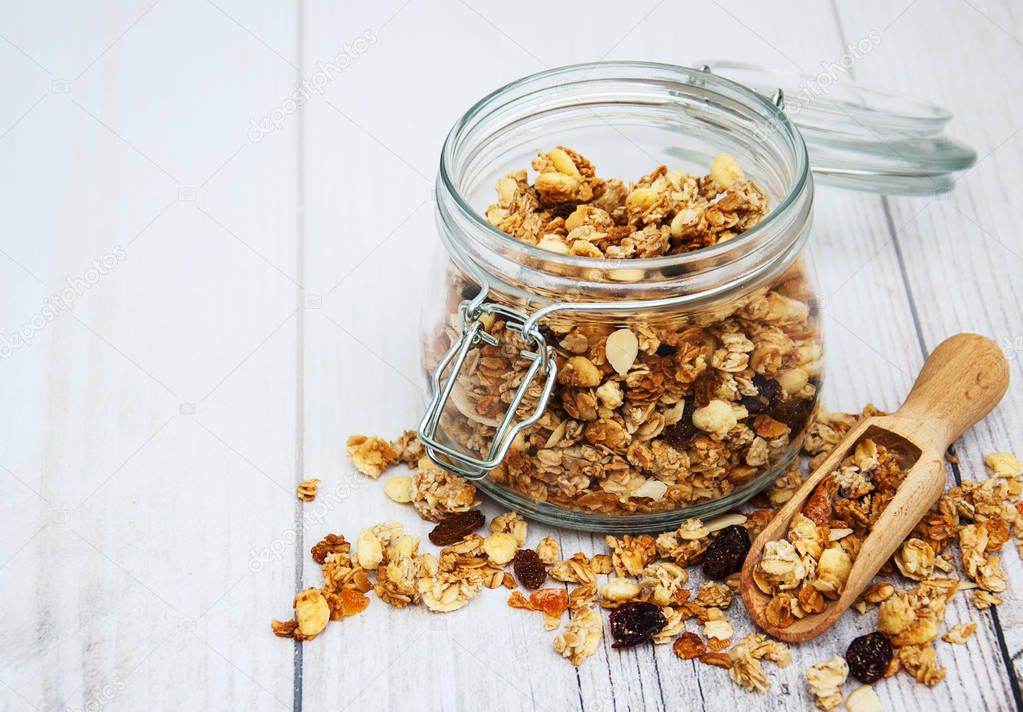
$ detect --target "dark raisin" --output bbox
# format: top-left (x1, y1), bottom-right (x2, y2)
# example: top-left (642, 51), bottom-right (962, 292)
top-left (741, 373), bottom-right (782, 415)
top-left (701, 525), bottom-right (752, 579)
top-left (656, 343), bottom-right (677, 357)
top-left (609, 602), bottom-right (667, 648)
top-left (459, 282), bottom-right (479, 300)
top-left (512, 549), bottom-right (546, 589)
top-left (846, 632), bottom-right (893, 684)
top-left (428, 510), bottom-right (485, 546)
top-left (771, 395), bottom-right (815, 429)
top-left (662, 400), bottom-right (698, 447)
top-left (692, 370), bottom-right (722, 408)
top-left (548, 202), bottom-right (578, 219)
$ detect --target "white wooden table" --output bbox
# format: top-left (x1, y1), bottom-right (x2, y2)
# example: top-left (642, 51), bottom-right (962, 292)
top-left (1, 1), bottom-right (1021, 710)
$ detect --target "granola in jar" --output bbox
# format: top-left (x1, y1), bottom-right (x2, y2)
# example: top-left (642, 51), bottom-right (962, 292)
top-left (422, 147), bottom-right (821, 520)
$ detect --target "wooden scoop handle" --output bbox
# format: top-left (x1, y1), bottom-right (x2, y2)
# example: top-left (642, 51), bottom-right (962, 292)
top-left (895, 333), bottom-right (1010, 447)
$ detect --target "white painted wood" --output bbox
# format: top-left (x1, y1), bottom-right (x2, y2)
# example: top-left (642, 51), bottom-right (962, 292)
top-left (2, 0), bottom-right (1021, 710)
top-left (0, 1), bottom-right (300, 710)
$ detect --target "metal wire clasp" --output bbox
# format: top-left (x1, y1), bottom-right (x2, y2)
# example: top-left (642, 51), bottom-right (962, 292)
top-left (417, 299), bottom-right (558, 479)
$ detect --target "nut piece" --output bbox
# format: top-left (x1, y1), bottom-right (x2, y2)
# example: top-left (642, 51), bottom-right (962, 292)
top-left (294, 588), bottom-right (330, 639)
top-left (296, 478), bottom-right (320, 502)
top-left (490, 512), bottom-right (527, 546)
top-left (560, 356), bottom-right (602, 387)
top-left (383, 475), bottom-right (413, 503)
top-left (355, 529), bottom-right (384, 569)
top-left (709, 153), bottom-right (744, 189)
top-left (483, 532), bottom-right (519, 566)
top-left (673, 632), bottom-right (707, 660)
top-left (605, 328), bottom-right (639, 375)
top-left (844, 686), bottom-right (882, 712)
top-left (601, 577), bottom-right (641, 602)
top-left (692, 399), bottom-right (746, 437)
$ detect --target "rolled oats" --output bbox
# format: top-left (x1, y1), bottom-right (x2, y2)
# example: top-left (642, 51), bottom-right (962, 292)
top-left (296, 478), bottom-right (320, 502)
top-left (536, 536), bottom-right (560, 565)
top-left (806, 657), bottom-right (848, 711)
top-left (941, 622), bottom-right (977, 645)
top-left (410, 456), bottom-right (478, 521)
top-left (346, 435), bottom-right (398, 478)
top-left (553, 608), bottom-right (603, 667)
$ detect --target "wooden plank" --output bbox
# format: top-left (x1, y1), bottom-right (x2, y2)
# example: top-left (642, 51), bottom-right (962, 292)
top-left (834, 0), bottom-right (1023, 705)
top-left (0, 1), bottom-right (300, 710)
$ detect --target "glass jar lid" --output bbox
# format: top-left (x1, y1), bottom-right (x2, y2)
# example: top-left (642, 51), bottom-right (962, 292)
top-left (698, 61), bottom-right (976, 195)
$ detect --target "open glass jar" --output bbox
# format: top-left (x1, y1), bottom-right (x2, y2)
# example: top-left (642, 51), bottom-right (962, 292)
top-left (416, 62), bottom-right (961, 533)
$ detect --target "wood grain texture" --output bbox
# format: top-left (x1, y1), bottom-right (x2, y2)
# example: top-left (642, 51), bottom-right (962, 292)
top-left (1, 0), bottom-right (1021, 711)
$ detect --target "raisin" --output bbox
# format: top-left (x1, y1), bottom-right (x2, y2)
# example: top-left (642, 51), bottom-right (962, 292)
top-left (701, 525), bottom-right (752, 579)
top-left (662, 400), bottom-right (698, 447)
top-left (656, 343), bottom-right (677, 357)
top-left (771, 394), bottom-right (814, 429)
top-left (513, 549), bottom-right (547, 589)
top-left (548, 202), bottom-right (578, 219)
top-left (692, 370), bottom-right (721, 408)
top-left (846, 632), bottom-right (893, 684)
top-left (428, 510), bottom-right (485, 546)
top-left (459, 282), bottom-right (479, 300)
top-left (609, 602), bottom-right (667, 648)
top-left (741, 373), bottom-right (782, 415)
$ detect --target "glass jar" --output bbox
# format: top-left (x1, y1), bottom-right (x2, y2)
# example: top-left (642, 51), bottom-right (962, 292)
top-left (418, 62), bottom-right (820, 533)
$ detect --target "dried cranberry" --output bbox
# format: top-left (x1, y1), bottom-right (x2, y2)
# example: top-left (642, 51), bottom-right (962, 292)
top-left (701, 525), bottom-right (752, 580)
top-left (609, 602), bottom-right (667, 648)
top-left (662, 401), bottom-right (698, 448)
top-left (428, 510), bottom-right (485, 546)
top-left (741, 373), bottom-right (782, 415)
top-left (846, 632), bottom-right (893, 684)
top-left (548, 202), bottom-right (578, 219)
top-left (512, 549), bottom-right (547, 589)
top-left (656, 343), bottom-right (677, 357)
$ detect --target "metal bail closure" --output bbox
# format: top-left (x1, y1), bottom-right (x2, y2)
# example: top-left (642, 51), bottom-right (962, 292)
top-left (417, 301), bottom-right (558, 480)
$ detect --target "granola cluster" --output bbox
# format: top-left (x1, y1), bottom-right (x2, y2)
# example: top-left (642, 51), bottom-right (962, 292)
top-left (753, 436), bottom-right (911, 625)
top-left (424, 147), bottom-right (821, 516)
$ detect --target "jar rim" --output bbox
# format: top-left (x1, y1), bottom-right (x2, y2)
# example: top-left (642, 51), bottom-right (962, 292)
top-left (438, 60), bottom-right (811, 274)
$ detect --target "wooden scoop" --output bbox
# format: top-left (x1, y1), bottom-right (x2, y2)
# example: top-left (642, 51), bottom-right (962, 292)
top-left (739, 333), bottom-right (1010, 643)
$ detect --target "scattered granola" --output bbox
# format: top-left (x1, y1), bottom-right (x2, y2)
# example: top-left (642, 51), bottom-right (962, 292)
top-left (296, 478), bottom-right (320, 502)
top-left (554, 608), bottom-right (603, 666)
top-left (346, 435), bottom-right (397, 478)
top-left (299, 422), bottom-right (1020, 704)
top-left (941, 622), bottom-right (977, 645)
top-left (805, 656), bottom-right (848, 711)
